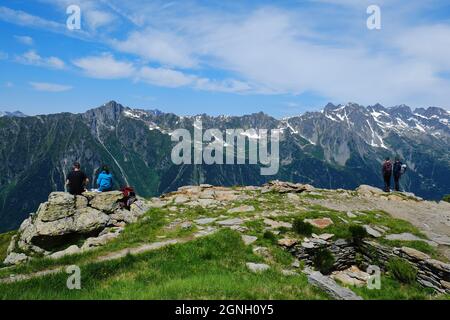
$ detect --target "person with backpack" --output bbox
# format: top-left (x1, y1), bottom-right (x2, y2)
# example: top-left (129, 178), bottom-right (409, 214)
top-left (66, 162), bottom-right (89, 195)
top-left (393, 157), bottom-right (407, 192)
top-left (96, 165), bottom-right (113, 192)
top-left (382, 157), bottom-right (392, 192)
top-left (119, 186), bottom-right (136, 210)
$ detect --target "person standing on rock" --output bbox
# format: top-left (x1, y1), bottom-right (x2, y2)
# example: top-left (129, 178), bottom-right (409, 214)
top-left (393, 157), bottom-right (406, 192)
top-left (66, 162), bottom-right (89, 195)
top-left (382, 157), bottom-right (392, 192)
top-left (96, 165), bottom-right (113, 192)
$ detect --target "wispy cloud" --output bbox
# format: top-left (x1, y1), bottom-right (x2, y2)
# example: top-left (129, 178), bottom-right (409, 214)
top-left (112, 29), bottom-right (197, 68)
top-left (0, 6), bottom-right (61, 30)
top-left (14, 35), bottom-right (34, 46)
top-left (138, 66), bottom-right (194, 87)
top-left (29, 82), bottom-right (73, 92)
top-left (0, 5), bottom-right (90, 39)
top-left (72, 52), bottom-right (253, 93)
top-left (72, 53), bottom-right (135, 79)
top-left (3, 1), bottom-right (450, 108)
top-left (16, 50), bottom-right (65, 69)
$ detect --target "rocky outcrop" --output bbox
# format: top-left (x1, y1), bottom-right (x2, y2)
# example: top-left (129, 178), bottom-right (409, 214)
top-left (4, 191), bottom-right (150, 265)
top-left (286, 237), bottom-right (357, 271)
top-left (261, 180), bottom-right (313, 194)
top-left (359, 241), bottom-right (450, 294)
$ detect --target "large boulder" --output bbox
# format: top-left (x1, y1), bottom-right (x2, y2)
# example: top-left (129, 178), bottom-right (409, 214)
top-left (86, 191), bottom-right (123, 212)
top-left (356, 185), bottom-right (384, 196)
top-left (38, 192), bottom-right (76, 222)
top-left (4, 191), bottom-right (151, 265)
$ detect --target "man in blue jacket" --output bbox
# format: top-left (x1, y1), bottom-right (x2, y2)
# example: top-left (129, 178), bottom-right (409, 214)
top-left (97, 165), bottom-right (113, 192)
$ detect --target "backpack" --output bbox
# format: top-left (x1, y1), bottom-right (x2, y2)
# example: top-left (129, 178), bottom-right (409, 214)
top-left (121, 186), bottom-right (135, 198)
top-left (400, 164), bottom-right (407, 175)
top-left (120, 186), bottom-right (136, 209)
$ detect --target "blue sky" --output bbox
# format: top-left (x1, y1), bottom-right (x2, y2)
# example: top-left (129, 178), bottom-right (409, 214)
top-left (0, 0), bottom-right (450, 117)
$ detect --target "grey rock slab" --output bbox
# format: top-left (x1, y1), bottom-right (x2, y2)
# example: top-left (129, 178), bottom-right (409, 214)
top-left (50, 245), bottom-right (81, 259)
top-left (246, 262), bottom-right (270, 273)
top-left (227, 205), bottom-right (255, 214)
top-left (363, 225), bottom-right (383, 238)
top-left (424, 232), bottom-right (450, 246)
top-left (305, 270), bottom-right (363, 300)
top-left (217, 218), bottom-right (244, 226)
top-left (194, 217), bottom-right (217, 225)
top-left (3, 252), bottom-right (28, 265)
top-left (241, 235), bottom-right (258, 245)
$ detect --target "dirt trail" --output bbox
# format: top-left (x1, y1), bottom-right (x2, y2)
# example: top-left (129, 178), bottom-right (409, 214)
top-left (0, 229), bottom-right (217, 284)
top-left (308, 193), bottom-right (450, 258)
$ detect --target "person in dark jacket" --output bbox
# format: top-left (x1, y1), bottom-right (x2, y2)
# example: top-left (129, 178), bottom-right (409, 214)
top-left (382, 157), bottom-right (392, 192)
top-left (66, 162), bottom-right (89, 195)
top-left (393, 157), bottom-right (403, 192)
top-left (96, 165), bottom-right (113, 192)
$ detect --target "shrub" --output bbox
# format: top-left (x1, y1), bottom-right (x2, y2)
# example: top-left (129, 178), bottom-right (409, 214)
top-left (312, 248), bottom-right (335, 274)
top-left (443, 195), bottom-right (450, 203)
top-left (348, 225), bottom-right (368, 243)
top-left (387, 257), bottom-right (417, 284)
top-left (354, 252), bottom-right (365, 268)
top-left (263, 230), bottom-right (276, 243)
top-left (293, 218), bottom-right (313, 236)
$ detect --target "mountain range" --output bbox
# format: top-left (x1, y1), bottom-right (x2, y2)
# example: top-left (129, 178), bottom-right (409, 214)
top-left (0, 111), bottom-right (27, 118)
top-left (0, 101), bottom-right (449, 232)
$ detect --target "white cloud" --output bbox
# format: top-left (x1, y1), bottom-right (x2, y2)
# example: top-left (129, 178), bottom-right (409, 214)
top-left (0, 6), bottom-right (61, 30)
top-left (16, 50), bottom-right (65, 69)
top-left (194, 78), bottom-right (253, 93)
top-left (72, 52), bottom-right (253, 93)
top-left (112, 29), bottom-right (196, 68)
top-left (85, 9), bottom-right (115, 30)
top-left (14, 35), bottom-right (34, 45)
top-left (138, 66), bottom-right (194, 87)
top-left (0, 51), bottom-right (8, 60)
top-left (0, 5), bottom-right (91, 40)
top-left (7, 1), bottom-right (450, 107)
top-left (5, 82), bottom-right (14, 88)
top-left (394, 24), bottom-right (450, 71)
top-left (30, 82), bottom-right (73, 92)
top-left (72, 53), bottom-right (135, 79)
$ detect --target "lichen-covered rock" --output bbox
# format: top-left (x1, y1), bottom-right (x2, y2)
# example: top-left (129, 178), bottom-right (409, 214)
top-left (81, 231), bottom-right (122, 251)
top-left (75, 195), bottom-right (88, 209)
top-left (3, 252), bottom-right (29, 265)
top-left (38, 192), bottom-right (76, 222)
top-left (3, 191), bottom-right (152, 265)
top-left (72, 207), bottom-right (111, 232)
top-left (50, 245), bottom-right (81, 260)
top-left (88, 191), bottom-right (123, 212)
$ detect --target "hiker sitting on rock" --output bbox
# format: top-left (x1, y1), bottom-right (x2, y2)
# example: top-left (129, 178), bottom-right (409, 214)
top-left (96, 165), bottom-right (113, 192)
top-left (66, 162), bottom-right (89, 195)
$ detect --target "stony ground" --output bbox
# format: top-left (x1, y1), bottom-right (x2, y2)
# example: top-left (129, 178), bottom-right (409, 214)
top-left (0, 181), bottom-right (449, 300)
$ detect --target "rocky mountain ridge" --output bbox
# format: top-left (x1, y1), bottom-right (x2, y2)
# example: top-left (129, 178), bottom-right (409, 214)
top-left (0, 101), bottom-right (449, 233)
